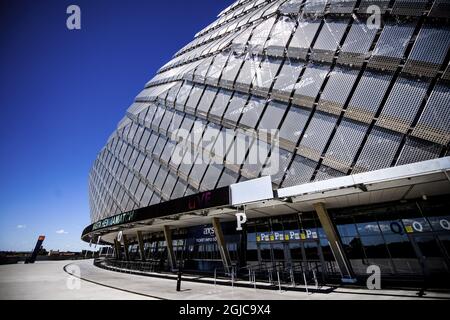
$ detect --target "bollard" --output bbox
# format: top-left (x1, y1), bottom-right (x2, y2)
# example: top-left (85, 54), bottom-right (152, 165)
top-left (176, 261), bottom-right (182, 292)
top-left (176, 269), bottom-right (182, 292)
top-left (214, 268), bottom-right (217, 287)
top-left (253, 271), bottom-right (256, 290)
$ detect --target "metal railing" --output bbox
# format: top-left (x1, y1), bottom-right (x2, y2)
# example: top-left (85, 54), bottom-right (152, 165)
top-left (95, 257), bottom-right (328, 289)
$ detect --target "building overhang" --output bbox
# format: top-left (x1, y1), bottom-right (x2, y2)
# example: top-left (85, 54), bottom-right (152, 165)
top-left (82, 157), bottom-right (450, 245)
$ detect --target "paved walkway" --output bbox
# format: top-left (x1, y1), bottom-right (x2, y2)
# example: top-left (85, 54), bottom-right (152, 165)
top-left (0, 259), bottom-right (449, 300)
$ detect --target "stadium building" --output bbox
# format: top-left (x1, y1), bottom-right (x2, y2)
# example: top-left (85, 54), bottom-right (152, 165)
top-left (82, 0), bottom-right (450, 288)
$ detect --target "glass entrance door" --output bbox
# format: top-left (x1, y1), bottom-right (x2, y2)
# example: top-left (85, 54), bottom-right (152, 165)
top-left (288, 240), bottom-right (326, 282)
top-left (409, 232), bottom-right (450, 278)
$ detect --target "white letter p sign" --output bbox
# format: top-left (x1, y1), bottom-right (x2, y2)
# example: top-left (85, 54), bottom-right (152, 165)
top-left (235, 212), bottom-right (247, 231)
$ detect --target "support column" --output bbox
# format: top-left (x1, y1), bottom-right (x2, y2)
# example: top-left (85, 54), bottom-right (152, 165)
top-left (313, 202), bottom-right (356, 283)
top-left (212, 217), bottom-right (232, 274)
top-left (113, 239), bottom-right (121, 260)
top-left (163, 225), bottom-right (176, 271)
top-left (136, 231), bottom-right (146, 261)
top-left (122, 234), bottom-right (130, 261)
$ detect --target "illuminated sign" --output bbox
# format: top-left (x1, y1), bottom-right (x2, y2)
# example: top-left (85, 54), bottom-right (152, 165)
top-left (92, 211), bottom-right (136, 231)
top-left (256, 229), bottom-right (318, 242)
top-left (186, 225), bottom-right (217, 243)
top-left (188, 191), bottom-right (212, 210)
top-left (83, 186), bottom-right (230, 238)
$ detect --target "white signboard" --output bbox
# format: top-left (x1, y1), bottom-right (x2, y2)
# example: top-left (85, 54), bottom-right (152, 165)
top-left (230, 176), bottom-right (273, 206)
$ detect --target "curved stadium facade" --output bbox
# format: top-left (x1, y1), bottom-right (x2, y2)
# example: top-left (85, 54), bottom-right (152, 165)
top-left (83, 0), bottom-right (450, 287)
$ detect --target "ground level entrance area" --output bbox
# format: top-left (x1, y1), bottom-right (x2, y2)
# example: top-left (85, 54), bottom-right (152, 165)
top-left (99, 195), bottom-right (450, 289)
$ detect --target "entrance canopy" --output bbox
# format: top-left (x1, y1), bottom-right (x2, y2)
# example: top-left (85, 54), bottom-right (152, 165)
top-left (82, 157), bottom-right (450, 245)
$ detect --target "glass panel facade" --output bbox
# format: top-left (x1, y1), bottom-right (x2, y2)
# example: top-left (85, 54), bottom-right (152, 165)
top-left (88, 0), bottom-right (450, 286)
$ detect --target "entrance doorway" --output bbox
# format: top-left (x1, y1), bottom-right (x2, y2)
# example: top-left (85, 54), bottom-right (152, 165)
top-left (409, 231), bottom-right (450, 279)
top-left (256, 239), bottom-right (327, 283)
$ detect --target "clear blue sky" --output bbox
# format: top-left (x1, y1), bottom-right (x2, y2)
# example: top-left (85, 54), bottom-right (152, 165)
top-left (0, 0), bottom-right (231, 252)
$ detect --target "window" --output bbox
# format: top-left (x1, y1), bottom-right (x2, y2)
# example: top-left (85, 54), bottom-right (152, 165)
top-left (272, 60), bottom-right (304, 102)
top-left (238, 96), bottom-right (266, 129)
top-left (293, 63), bottom-right (329, 108)
top-left (193, 57), bottom-right (213, 83)
top-left (241, 139), bottom-right (270, 178)
top-left (368, 21), bottom-right (416, 71)
top-left (272, 149), bottom-right (293, 186)
top-left (140, 186), bottom-right (153, 207)
top-left (172, 180), bottom-right (188, 199)
top-left (150, 106), bottom-right (166, 130)
top-left (411, 82), bottom-right (450, 146)
top-left (358, 0), bottom-right (390, 13)
top-left (175, 82), bottom-right (194, 111)
top-left (139, 157), bottom-right (153, 177)
top-left (200, 164), bottom-right (223, 191)
top-left (168, 111), bottom-right (184, 136)
top-left (303, 0), bottom-right (328, 14)
top-left (279, 106), bottom-right (311, 151)
top-left (396, 137), bottom-right (442, 166)
top-left (311, 19), bottom-right (350, 63)
top-left (346, 70), bottom-right (394, 124)
top-left (217, 167), bottom-right (239, 187)
top-left (298, 111), bottom-right (338, 161)
top-left (189, 119), bottom-right (207, 149)
top-left (146, 161), bottom-right (160, 185)
top-left (322, 119), bottom-right (369, 173)
top-left (222, 92), bottom-right (249, 127)
top-left (162, 172), bottom-right (177, 199)
top-left (185, 84), bottom-right (205, 114)
top-left (279, 0), bottom-right (303, 15)
top-left (252, 56), bottom-right (281, 97)
top-left (188, 154), bottom-right (210, 189)
top-left (144, 104), bottom-right (157, 126)
top-left (257, 100), bottom-right (287, 132)
top-left (328, 0), bottom-right (357, 13)
top-left (231, 27), bottom-right (253, 53)
top-left (247, 16), bottom-right (276, 53)
top-left (392, 0), bottom-right (428, 16)
top-left (265, 16), bottom-right (296, 57)
top-left (235, 57), bottom-right (259, 92)
top-left (208, 89), bottom-right (232, 122)
top-left (338, 21), bottom-right (377, 66)
top-left (158, 108), bottom-right (175, 134)
top-left (219, 53), bottom-right (243, 88)
top-left (430, 0), bottom-right (450, 18)
top-left (403, 24), bottom-right (450, 77)
top-left (281, 154), bottom-right (316, 187)
top-left (318, 66), bottom-right (359, 115)
top-left (353, 127), bottom-right (402, 173)
top-left (377, 76), bottom-right (430, 134)
top-left (152, 136), bottom-right (167, 158)
top-left (205, 53), bottom-right (229, 86)
top-left (160, 140), bottom-right (175, 165)
top-left (225, 130), bottom-right (254, 171)
top-left (287, 19), bottom-right (321, 60)
top-left (200, 123), bottom-right (221, 155)
top-left (178, 149), bottom-right (196, 181)
top-left (211, 128), bottom-right (236, 162)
